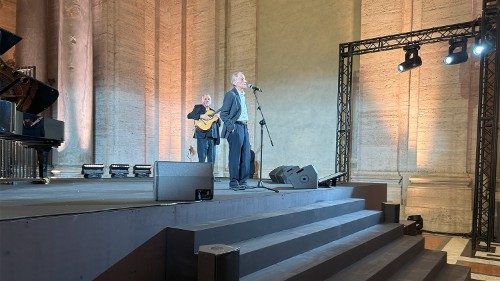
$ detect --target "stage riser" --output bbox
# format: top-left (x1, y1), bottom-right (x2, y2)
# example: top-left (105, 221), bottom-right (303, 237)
top-left (386, 250), bottom-right (447, 281)
top-left (0, 185), bottom-right (387, 281)
top-left (238, 211), bottom-right (381, 277)
top-left (327, 235), bottom-right (425, 280)
top-left (244, 232), bottom-right (471, 281)
top-left (190, 199), bottom-right (366, 250)
top-left (434, 264), bottom-right (473, 281)
top-left (269, 224), bottom-right (406, 281)
top-left (167, 199), bottom-right (381, 280)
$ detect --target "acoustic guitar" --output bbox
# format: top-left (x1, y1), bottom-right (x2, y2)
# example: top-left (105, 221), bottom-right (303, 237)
top-left (194, 108), bottom-right (220, 132)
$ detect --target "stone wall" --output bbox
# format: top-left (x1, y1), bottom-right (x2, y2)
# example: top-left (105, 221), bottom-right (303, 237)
top-left (91, 0), bottom-right (256, 176)
top-left (353, 0), bottom-right (485, 233)
top-left (256, 0), bottom-right (361, 177)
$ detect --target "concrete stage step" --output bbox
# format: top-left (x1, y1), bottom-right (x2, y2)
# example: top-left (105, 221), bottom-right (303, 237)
top-left (175, 198), bottom-right (366, 249)
top-left (240, 223), bottom-right (403, 281)
top-left (325, 235), bottom-right (424, 280)
top-left (242, 225), bottom-right (473, 281)
top-left (166, 192), bottom-right (472, 281)
top-left (235, 210), bottom-right (381, 276)
top-left (166, 199), bottom-right (374, 280)
top-left (386, 249), bottom-right (446, 280)
top-left (434, 264), bottom-right (472, 281)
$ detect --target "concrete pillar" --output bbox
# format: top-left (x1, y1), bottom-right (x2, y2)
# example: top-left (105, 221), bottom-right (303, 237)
top-left (15, 0), bottom-right (47, 82)
top-left (54, 0), bottom-right (93, 175)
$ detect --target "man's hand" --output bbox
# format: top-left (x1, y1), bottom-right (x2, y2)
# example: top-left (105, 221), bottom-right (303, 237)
top-left (200, 114), bottom-right (211, 121)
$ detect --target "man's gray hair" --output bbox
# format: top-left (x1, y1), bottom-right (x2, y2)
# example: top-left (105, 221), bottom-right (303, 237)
top-left (231, 72), bottom-right (243, 85)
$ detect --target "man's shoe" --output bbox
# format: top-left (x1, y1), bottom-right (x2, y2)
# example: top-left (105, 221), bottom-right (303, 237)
top-left (238, 184), bottom-right (247, 190)
top-left (229, 186), bottom-right (239, 191)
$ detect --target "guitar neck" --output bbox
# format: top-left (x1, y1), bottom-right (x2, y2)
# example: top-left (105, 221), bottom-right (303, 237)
top-left (206, 108), bottom-right (221, 116)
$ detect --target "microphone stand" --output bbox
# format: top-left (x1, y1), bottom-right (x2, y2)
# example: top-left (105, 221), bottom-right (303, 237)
top-left (251, 88), bottom-right (278, 193)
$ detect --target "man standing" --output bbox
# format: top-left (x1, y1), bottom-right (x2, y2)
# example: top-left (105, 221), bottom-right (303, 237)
top-left (187, 94), bottom-right (221, 163)
top-left (220, 72), bottom-right (251, 190)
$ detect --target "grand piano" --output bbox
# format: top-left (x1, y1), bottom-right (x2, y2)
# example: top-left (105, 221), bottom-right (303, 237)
top-left (0, 27), bottom-right (64, 182)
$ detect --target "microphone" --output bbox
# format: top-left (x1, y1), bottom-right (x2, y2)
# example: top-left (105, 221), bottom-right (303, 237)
top-left (247, 83), bottom-right (262, 92)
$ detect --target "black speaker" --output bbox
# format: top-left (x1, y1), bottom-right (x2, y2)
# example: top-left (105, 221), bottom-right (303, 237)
top-left (382, 202), bottom-right (400, 223)
top-left (407, 215), bottom-right (423, 234)
top-left (269, 165), bottom-right (299, 183)
top-left (288, 165), bottom-right (318, 189)
top-left (153, 161), bottom-right (213, 201)
top-left (269, 166), bottom-right (283, 182)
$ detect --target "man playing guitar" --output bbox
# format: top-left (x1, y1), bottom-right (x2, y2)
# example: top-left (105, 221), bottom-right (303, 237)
top-left (187, 94), bottom-right (221, 163)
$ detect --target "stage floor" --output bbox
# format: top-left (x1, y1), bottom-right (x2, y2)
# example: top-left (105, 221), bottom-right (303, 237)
top-left (0, 177), bottom-right (303, 220)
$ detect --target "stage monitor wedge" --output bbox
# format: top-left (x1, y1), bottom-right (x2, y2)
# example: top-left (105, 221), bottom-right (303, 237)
top-left (154, 161), bottom-right (214, 201)
top-left (269, 165), bottom-right (300, 183)
top-left (288, 165), bottom-right (318, 189)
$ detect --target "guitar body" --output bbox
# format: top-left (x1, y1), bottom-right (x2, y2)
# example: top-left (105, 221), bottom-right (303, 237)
top-left (194, 109), bottom-right (218, 132)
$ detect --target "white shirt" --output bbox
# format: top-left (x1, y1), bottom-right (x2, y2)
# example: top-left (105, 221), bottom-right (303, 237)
top-left (237, 89), bottom-right (249, 122)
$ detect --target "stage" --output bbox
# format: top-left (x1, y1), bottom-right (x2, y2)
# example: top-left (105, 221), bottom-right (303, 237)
top-left (0, 177), bottom-right (324, 220)
top-left (0, 177), bottom-right (386, 281)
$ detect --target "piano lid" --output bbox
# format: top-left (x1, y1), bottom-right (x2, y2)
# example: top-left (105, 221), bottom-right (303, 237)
top-left (0, 27), bottom-right (22, 56)
top-left (0, 28), bottom-right (59, 115)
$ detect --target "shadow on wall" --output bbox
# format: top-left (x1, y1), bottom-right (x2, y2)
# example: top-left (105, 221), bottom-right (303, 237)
top-left (95, 229), bottom-right (166, 281)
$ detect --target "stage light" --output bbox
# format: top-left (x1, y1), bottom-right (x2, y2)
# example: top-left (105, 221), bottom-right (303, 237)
top-left (443, 37), bottom-right (468, 65)
top-left (133, 164), bottom-right (152, 177)
top-left (472, 35), bottom-right (492, 56)
top-left (109, 164), bottom-right (130, 178)
top-left (397, 45), bottom-right (422, 72)
top-left (81, 164), bottom-right (104, 179)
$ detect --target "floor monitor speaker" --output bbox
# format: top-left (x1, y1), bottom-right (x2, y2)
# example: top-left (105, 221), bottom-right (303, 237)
top-left (269, 165), bottom-right (299, 183)
top-left (288, 165), bottom-right (318, 189)
top-left (153, 161), bottom-right (213, 201)
top-left (279, 166), bottom-right (301, 184)
top-left (269, 166), bottom-right (285, 182)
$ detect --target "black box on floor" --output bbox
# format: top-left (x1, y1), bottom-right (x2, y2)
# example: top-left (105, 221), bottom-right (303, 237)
top-left (198, 244), bottom-right (239, 281)
top-left (382, 202), bottom-right (400, 223)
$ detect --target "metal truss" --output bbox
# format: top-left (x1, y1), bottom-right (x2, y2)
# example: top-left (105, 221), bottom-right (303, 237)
top-left (336, 48), bottom-right (353, 177)
top-left (340, 20), bottom-right (481, 56)
top-left (472, 0), bottom-right (499, 252)
top-left (336, 1), bottom-right (498, 251)
top-left (336, 19), bottom-right (482, 179)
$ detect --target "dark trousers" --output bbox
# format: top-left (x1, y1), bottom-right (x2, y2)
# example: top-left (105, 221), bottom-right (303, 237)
top-left (227, 123), bottom-right (250, 187)
top-left (197, 138), bottom-right (216, 163)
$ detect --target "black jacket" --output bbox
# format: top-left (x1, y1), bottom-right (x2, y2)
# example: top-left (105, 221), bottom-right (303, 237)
top-left (219, 88), bottom-right (243, 138)
top-left (187, 104), bottom-right (221, 144)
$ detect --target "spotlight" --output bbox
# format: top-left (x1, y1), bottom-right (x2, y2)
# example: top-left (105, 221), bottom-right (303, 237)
top-left (472, 35), bottom-right (492, 56)
top-left (397, 45), bottom-right (422, 72)
top-left (109, 164), bottom-right (130, 178)
top-left (133, 164), bottom-right (152, 177)
top-left (443, 37), bottom-right (468, 65)
top-left (81, 164), bottom-right (105, 179)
